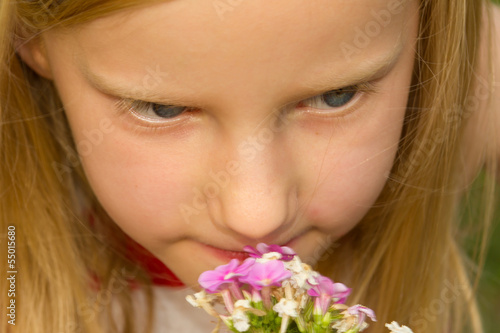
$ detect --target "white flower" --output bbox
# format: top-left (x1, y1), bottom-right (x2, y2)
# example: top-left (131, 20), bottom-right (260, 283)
top-left (284, 256), bottom-right (303, 273)
top-left (296, 291), bottom-right (309, 310)
top-left (284, 256), bottom-right (320, 290)
top-left (185, 290), bottom-right (216, 308)
top-left (332, 312), bottom-right (358, 333)
top-left (229, 299), bottom-right (259, 332)
top-left (385, 321), bottom-right (414, 333)
top-left (234, 299), bottom-right (251, 310)
top-left (186, 295), bottom-right (199, 308)
top-left (232, 309), bottom-right (250, 332)
top-left (358, 322), bottom-right (369, 332)
top-left (185, 290), bottom-right (218, 317)
top-left (291, 273), bottom-right (308, 289)
top-left (331, 309), bottom-right (371, 333)
top-left (256, 252), bottom-right (283, 263)
top-left (331, 319), bottom-right (353, 333)
top-left (273, 298), bottom-right (299, 317)
top-left (294, 267), bottom-right (320, 290)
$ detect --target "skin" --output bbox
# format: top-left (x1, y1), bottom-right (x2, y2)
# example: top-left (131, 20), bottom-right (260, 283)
top-left (20, 0), bottom-right (421, 287)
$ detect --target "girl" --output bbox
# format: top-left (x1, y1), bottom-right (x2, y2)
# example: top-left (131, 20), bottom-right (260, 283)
top-left (1, 0), bottom-right (499, 332)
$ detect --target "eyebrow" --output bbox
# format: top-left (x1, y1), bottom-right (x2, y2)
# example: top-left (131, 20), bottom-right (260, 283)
top-left (301, 42), bottom-right (404, 94)
top-left (79, 62), bottom-right (193, 106)
top-left (80, 42), bottom-right (404, 106)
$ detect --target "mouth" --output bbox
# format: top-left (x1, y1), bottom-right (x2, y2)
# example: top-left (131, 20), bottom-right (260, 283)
top-left (199, 233), bottom-right (303, 263)
top-left (201, 245), bottom-right (251, 262)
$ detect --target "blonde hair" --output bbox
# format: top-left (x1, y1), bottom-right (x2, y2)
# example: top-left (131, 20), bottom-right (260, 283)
top-left (0, 1), bottom-right (497, 333)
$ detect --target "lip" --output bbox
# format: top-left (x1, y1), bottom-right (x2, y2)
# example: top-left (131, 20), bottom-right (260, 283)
top-left (202, 245), bottom-right (251, 262)
top-left (200, 233), bottom-right (304, 263)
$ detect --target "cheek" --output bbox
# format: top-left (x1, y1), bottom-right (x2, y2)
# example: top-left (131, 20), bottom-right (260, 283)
top-left (53, 82), bottom-right (204, 246)
top-left (303, 143), bottom-right (395, 235)
top-left (66, 107), bottom-right (205, 245)
top-left (298, 40), bottom-right (414, 234)
top-left (84, 145), bottom-right (187, 235)
top-left (296, 94), bottom-right (407, 235)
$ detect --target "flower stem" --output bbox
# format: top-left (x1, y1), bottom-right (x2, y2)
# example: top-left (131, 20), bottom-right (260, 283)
top-left (230, 282), bottom-right (244, 300)
top-left (221, 289), bottom-right (234, 313)
top-left (296, 315), bottom-right (307, 333)
top-left (284, 281), bottom-right (293, 299)
top-left (261, 286), bottom-right (272, 309)
top-left (279, 314), bottom-right (290, 333)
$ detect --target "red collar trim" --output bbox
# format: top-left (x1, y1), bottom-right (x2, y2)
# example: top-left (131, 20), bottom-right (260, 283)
top-left (87, 210), bottom-right (184, 287)
top-left (126, 238), bottom-right (185, 287)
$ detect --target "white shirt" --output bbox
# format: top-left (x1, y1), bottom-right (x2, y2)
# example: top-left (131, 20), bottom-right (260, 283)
top-left (123, 286), bottom-right (230, 333)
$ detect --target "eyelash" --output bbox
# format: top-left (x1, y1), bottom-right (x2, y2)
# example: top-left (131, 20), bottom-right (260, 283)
top-left (294, 82), bottom-right (378, 117)
top-left (114, 81), bottom-right (380, 129)
top-left (114, 99), bottom-right (198, 127)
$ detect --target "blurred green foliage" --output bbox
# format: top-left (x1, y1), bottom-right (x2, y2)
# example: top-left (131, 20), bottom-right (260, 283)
top-left (479, 198), bottom-right (500, 332)
top-left (468, 172), bottom-right (500, 333)
top-left (479, 188), bottom-right (500, 333)
top-left (479, 4), bottom-right (499, 333)
top-left (481, 224), bottom-right (500, 333)
top-left (458, 169), bottom-right (498, 333)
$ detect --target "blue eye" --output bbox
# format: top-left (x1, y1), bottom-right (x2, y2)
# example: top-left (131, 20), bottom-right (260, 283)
top-left (150, 104), bottom-right (188, 118)
top-left (322, 88), bottom-right (357, 107)
top-left (301, 86), bottom-right (358, 110)
top-left (117, 99), bottom-right (192, 122)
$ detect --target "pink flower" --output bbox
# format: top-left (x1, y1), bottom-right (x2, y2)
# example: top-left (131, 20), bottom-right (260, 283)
top-left (348, 304), bottom-right (377, 326)
top-left (308, 276), bottom-right (351, 303)
top-left (199, 258), bottom-right (255, 293)
top-left (243, 243), bottom-right (296, 261)
top-left (239, 260), bottom-right (292, 290)
top-left (307, 276), bottom-right (351, 314)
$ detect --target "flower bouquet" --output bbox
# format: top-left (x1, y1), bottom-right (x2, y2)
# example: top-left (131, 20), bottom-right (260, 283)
top-left (186, 243), bottom-right (413, 333)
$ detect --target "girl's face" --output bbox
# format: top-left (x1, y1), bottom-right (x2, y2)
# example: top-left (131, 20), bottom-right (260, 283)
top-left (38, 0), bottom-right (418, 286)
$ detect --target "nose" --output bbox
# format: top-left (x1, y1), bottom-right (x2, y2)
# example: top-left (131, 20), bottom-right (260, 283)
top-left (207, 133), bottom-right (298, 241)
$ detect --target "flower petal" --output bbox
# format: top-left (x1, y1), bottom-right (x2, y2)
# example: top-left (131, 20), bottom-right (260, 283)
top-left (236, 258), bottom-right (255, 275)
top-left (256, 243), bottom-right (270, 253)
top-left (240, 260), bottom-right (291, 289)
top-left (198, 270), bottom-right (227, 292)
top-left (385, 321), bottom-right (413, 333)
top-left (243, 245), bottom-right (261, 258)
top-left (348, 304), bottom-right (377, 322)
top-left (215, 259), bottom-right (240, 274)
top-left (199, 259), bottom-right (244, 292)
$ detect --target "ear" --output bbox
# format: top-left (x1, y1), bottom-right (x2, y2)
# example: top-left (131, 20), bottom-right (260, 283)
top-left (15, 37), bottom-right (53, 80)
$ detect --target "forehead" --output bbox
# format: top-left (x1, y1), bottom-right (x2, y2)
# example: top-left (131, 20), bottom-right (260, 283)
top-left (56, 0), bottom-right (417, 106)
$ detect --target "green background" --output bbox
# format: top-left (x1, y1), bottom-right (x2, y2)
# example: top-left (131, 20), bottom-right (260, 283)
top-left (478, 0), bottom-right (499, 313)
top-left (481, 4), bottom-right (500, 332)
top-left (477, 173), bottom-right (500, 333)
top-left (467, 2), bottom-right (499, 332)
top-left (481, 215), bottom-right (500, 331)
